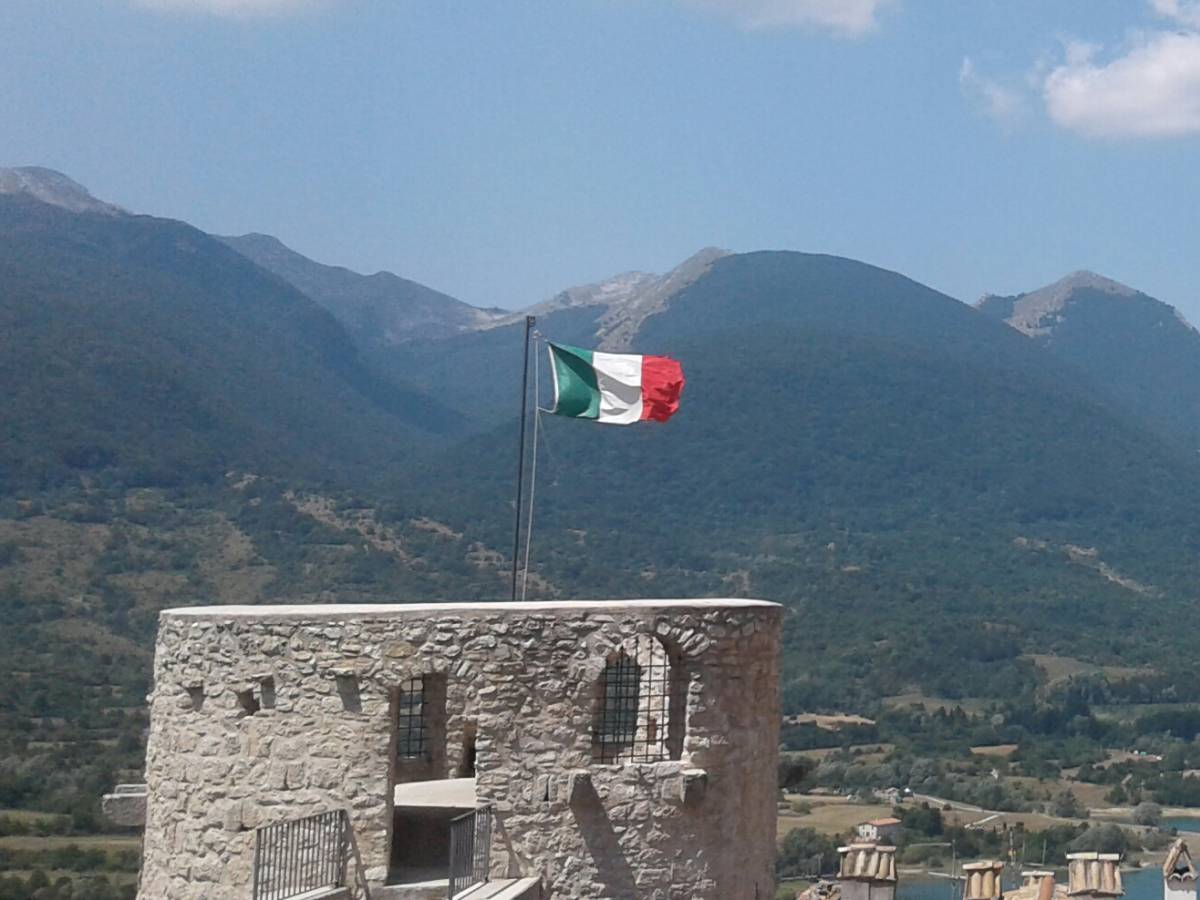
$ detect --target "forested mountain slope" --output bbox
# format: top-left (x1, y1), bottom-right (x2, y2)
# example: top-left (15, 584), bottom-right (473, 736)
top-left (5, 175), bottom-right (1200, 824)
top-left (220, 232), bottom-right (504, 347)
top-left (399, 252), bottom-right (1200, 708)
top-left (0, 195), bottom-right (465, 492)
top-left (979, 271), bottom-right (1200, 451)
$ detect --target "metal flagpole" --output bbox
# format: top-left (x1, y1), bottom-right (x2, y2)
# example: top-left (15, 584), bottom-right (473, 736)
top-left (520, 334), bottom-right (542, 601)
top-left (511, 315), bottom-right (535, 602)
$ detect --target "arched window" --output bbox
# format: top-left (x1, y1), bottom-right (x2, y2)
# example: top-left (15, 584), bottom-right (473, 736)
top-left (592, 634), bottom-right (684, 764)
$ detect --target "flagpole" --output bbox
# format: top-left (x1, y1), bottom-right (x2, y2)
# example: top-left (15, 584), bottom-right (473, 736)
top-left (511, 314), bottom-right (535, 602)
top-left (520, 333), bottom-right (542, 601)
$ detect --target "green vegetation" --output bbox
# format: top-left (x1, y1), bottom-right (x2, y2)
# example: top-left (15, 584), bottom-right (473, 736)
top-left (777, 827), bottom-right (839, 879)
top-left (8, 204), bottom-right (1200, 893)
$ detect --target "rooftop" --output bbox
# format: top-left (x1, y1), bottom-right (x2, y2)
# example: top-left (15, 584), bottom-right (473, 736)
top-left (837, 843), bottom-right (897, 883)
top-left (162, 598), bottom-right (780, 620)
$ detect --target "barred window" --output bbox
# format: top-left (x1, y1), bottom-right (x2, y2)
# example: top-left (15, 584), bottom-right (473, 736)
top-left (396, 676), bottom-right (429, 760)
top-left (592, 634), bottom-right (683, 764)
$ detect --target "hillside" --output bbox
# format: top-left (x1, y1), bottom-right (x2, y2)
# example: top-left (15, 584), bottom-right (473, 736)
top-left (978, 271), bottom-right (1200, 451)
top-left (0, 193), bottom-right (466, 492)
top-left (6, 179), bottom-right (1200, 833)
top-left (399, 252), bottom-right (1200, 710)
top-left (221, 232), bottom-right (505, 347)
top-left (0, 183), bottom-right (518, 828)
top-left (377, 248), bottom-right (732, 427)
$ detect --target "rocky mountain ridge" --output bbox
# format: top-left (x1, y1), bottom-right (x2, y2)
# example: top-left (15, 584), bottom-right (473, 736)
top-left (979, 270), bottom-right (1200, 450)
top-left (485, 247), bottom-right (730, 350)
top-left (976, 270), bottom-right (1196, 338)
top-left (220, 232), bottom-right (506, 345)
top-left (0, 165), bottom-right (125, 215)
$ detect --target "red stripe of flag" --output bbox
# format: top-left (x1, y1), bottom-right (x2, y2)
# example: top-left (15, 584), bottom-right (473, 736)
top-left (639, 355), bottom-right (685, 422)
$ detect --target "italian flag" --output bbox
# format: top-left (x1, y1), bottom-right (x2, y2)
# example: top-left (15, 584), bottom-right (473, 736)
top-left (546, 342), bottom-right (685, 425)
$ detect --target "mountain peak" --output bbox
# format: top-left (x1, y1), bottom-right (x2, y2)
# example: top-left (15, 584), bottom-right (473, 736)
top-left (977, 270), bottom-right (1145, 338)
top-left (0, 166), bottom-right (124, 215)
top-left (1043, 269), bottom-right (1138, 299)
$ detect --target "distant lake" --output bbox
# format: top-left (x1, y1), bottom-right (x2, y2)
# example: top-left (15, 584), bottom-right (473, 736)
top-left (896, 866), bottom-right (1161, 900)
top-left (1164, 817), bottom-right (1200, 833)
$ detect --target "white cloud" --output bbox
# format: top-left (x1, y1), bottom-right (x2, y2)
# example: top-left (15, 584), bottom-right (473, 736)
top-left (959, 58), bottom-right (1027, 130)
top-left (1151, 0), bottom-right (1200, 29)
top-left (679, 0), bottom-right (893, 36)
top-left (130, 0), bottom-right (329, 18)
top-left (1042, 30), bottom-right (1200, 137)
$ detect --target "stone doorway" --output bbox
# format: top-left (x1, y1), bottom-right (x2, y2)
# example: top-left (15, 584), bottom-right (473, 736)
top-left (386, 675), bottom-right (477, 891)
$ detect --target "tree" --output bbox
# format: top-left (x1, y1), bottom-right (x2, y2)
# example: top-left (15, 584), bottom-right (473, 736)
top-left (1067, 824), bottom-right (1130, 855)
top-left (1052, 789), bottom-right (1084, 819)
top-left (777, 827), bottom-right (840, 879)
top-left (1134, 801), bottom-right (1163, 828)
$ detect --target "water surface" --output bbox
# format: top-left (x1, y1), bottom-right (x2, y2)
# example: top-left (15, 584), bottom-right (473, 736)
top-left (896, 866), bottom-right (1161, 900)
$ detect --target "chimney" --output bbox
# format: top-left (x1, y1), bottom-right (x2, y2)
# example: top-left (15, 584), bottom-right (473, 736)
top-left (1163, 839), bottom-right (1197, 900)
top-left (837, 843), bottom-right (897, 900)
top-left (1066, 853), bottom-right (1123, 899)
top-left (962, 861), bottom-right (1005, 900)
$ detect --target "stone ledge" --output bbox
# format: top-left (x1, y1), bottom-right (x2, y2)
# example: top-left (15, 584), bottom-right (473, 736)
top-left (101, 783), bottom-right (147, 828)
top-left (161, 598), bottom-right (781, 620)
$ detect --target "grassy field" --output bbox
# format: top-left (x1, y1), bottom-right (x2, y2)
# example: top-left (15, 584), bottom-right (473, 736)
top-left (0, 834), bottom-right (141, 851)
top-left (1093, 702), bottom-right (1200, 723)
top-left (791, 744), bottom-right (895, 761)
top-left (882, 693), bottom-right (991, 715)
top-left (969, 744), bottom-right (1018, 757)
top-left (0, 808), bottom-right (69, 824)
top-left (778, 796), bottom-right (893, 837)
top-left (1025, 654), bottom-right (1154, 686)
top-left (775, 794), bottom-right (1099, 841)
top-left (785, 713), bottom-right (876, 728)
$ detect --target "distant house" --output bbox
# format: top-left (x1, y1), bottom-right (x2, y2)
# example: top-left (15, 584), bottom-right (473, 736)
top-left (856, 817), bottom-right (901, 844)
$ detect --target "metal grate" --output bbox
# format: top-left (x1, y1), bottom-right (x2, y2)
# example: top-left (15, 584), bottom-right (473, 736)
top-left (252, 809), bottom-right (347, 900)
top-left (592, 634), bottom-right (672, 764)
top-left (448, 804), bottom-right (493, 899)
top-left (397, 676), bottom-right (428, 760)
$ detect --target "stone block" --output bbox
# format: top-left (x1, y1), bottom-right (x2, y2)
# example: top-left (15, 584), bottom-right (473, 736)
top-left (102, 783), bottom-right (148, 827)
top-left (679, 768), bottom-right (708, 805)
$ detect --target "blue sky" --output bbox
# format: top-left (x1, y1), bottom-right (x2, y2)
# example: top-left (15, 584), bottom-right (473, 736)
top-left (2, 0), bottom-right (1199, 315)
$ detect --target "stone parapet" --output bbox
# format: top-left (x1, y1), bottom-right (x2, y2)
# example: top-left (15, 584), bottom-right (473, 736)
top-left (136, 598), bottom-right (781, 899)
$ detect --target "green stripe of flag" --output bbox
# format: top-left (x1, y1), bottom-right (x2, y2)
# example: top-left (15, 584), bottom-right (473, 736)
top-left (548, 342), bottom-right (601, 418)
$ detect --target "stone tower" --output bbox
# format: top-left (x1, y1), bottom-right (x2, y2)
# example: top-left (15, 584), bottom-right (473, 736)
top-left (135, 599), bottom-right (781, 899)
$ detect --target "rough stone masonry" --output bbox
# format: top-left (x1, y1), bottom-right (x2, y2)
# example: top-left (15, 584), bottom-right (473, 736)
top-left (137, 599), bottom-right (781, 899)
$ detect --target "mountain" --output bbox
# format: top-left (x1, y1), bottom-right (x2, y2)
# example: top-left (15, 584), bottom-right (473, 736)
top-left (400, 251), bottom-right (1200, 709)
top-left (0, 178), bottom-right (519, 823)
top-left (0, 186), bottom-right (465, 492)
top-left (8, 172), bottom-right (1200, 825)
top-left (0, 165), bottom-right (124, 215)
top-left (378, 248), bottom-right (732, 427)
top-left (978, 271), bottom-right (1200, 450)
top-left (483, 247), bottom-right (730, 350)
top-left (221, 232), bottom-right (505, 347)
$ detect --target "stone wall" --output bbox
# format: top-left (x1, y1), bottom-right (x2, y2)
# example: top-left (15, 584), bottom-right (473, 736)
top-left (137, 599), bottom-right (781, 899)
